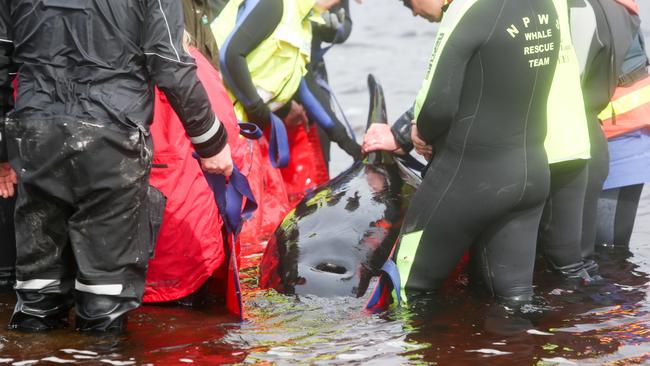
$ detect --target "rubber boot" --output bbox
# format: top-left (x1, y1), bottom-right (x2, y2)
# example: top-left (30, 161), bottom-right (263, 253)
top-left (9, 292), bottom-right (72, 331)
top-left (550, 261), bottom-right (605, 287)
top-left (75, 292), bottom-right (138, 333)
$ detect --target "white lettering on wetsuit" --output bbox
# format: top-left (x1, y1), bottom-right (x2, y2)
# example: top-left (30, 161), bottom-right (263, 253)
top-left (506, 13), bottom-right (556, 69)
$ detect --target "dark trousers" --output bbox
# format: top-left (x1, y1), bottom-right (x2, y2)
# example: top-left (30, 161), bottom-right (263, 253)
top-left (538, 159), bottom-right (588, 270)
top-left (0, 196), bottom-right (16, 285)
top-left (5, 117), bottom-right (154, 330)
top-left (595, 184), bottom-right (644, 247)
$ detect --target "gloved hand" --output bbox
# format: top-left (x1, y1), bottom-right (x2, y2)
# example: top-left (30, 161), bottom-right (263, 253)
top-left (245, 99), bottom-right (272, 129)
top-left (321, 8), bottom-right (346, 32)
top-left (330, 124), bottom-right (362, 160)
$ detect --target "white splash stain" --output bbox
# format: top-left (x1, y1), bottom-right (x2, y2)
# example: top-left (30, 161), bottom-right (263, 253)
top-left (98, 360), bottom-right (135, 366)
top-left (0, 359), bottom-right (13, 364)
top-left (492, 342), bottom-right (507, 345)
top-left (11, 361), bottom-right (39, 366)
top-left (541, 357), bottom-right (577, 365)
top-left (41, 356), bottom-right (76, 364)
top-left (267, 347), bottom-right (294, 357)
top-left (337, 353), bottom-right (369, 361)
top-left (527, 329), bottom-right (554, 336)
top-left (465, 349), bottom-right (512, 356)
top-left (61, 349), bottom-right (98, 356)
top-left (72, 355), bottom-right (96, 360)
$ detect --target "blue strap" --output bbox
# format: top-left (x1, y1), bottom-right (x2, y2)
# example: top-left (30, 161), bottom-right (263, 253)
top-left (380, 260), bottom-right (402, 307)
top-left (269, 113), bottom-right (290, 168)
top-left (366, 259), bottom-right (402, 309)
top-left (313, 76), bottom-right (356, 140)
top-left (193, 154), bottom-right (258, 239)
top-left (238, 122), bottom-right (263, 140)
top-left (297, 78), bottom-right (335, 130)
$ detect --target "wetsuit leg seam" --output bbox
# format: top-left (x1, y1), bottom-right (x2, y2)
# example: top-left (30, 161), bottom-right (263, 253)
top-left (417, 55), bottom-right (483, 239)
top-left (515, 65), bottom-right (541, 205)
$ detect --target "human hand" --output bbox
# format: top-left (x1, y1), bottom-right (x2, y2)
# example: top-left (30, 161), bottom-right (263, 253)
top-left (0, 162), bottom-right (17, 199)
top-left (282, 101), bottom-right (309, 128)
top-left (315, 0), bottom-right (341, 11)
top-left (411, 123), bottom-right (433, 160)
top-left (321, 8), bottom-right (346, 31)
top-left (362, 123), bottom-right (404, 154)
top-left (200, 144), bottom-right (234, 177)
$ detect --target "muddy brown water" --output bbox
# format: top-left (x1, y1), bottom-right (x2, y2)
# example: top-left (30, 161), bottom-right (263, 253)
top-left (2, 1), bottom-right (650, 364)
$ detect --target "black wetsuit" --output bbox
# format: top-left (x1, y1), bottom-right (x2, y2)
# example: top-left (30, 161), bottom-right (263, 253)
top-left (218, 0), bottom-right (360, 160)
top-left (1, 0), bottom-right (226, 331)
top-left (569, 0), bottom-right (639, 260)
top-left (392, 0), bottom-right (559, 302)
top-left (307, 0), bottom-right (362, 162)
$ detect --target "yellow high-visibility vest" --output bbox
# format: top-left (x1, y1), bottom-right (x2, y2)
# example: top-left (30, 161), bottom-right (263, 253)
top-left (212, 0), bottom-right (323, 121)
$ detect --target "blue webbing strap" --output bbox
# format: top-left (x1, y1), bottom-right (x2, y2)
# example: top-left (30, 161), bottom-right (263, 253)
top-left (269, 113), bottom-right (290, 168)
top-left (238, 122), bottom-right (263, 140)
top-left (297, 78), bottom-right (335, 130)
top-left (366, 259), bottom-right (402, 309)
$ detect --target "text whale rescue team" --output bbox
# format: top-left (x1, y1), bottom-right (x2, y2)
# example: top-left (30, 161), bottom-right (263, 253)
top-left (506, 12), bottom-right (558, 68)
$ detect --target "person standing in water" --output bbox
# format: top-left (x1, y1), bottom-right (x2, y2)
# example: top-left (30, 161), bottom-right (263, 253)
top-left (373, 0), bottom-right (560, 305)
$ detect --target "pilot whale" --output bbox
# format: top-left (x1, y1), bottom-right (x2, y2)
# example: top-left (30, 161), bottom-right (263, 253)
top-left (258, 75), bottom-right (422, 297)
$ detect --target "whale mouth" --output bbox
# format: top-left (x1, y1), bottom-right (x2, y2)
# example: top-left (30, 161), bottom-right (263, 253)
top-left (314, 262), bottom-right (348, 275)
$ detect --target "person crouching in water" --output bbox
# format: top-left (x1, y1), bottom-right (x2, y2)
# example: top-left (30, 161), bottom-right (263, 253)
top-left (211, 0), bottom-right (343, 203)
top-left (369, 0), bottom-right (560, 306)
top-left (0, 0), bottom-right (232, 332)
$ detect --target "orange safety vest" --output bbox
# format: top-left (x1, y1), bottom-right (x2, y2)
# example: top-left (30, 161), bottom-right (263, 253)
top-left (599, 74), bottom-right (650, 139)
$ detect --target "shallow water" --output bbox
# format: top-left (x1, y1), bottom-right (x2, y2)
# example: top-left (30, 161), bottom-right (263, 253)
top-left (2, 1), bottom-right (650, 365)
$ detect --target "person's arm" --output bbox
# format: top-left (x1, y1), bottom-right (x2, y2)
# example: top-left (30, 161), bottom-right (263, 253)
top-left (219, 0), bottom-right (283, 128)
top-left (313, 0), bottom-right (352, 44)
top-left (414, 1), bottom-right (491, 143)
top-left (142, 0), bottom-right (227, 159)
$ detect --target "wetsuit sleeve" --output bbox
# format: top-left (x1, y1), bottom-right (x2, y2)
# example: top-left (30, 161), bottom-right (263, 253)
top-left (391, 107), bottom-right (415, 153)
top-left (414, 2), bottom-right (492, 144)
top-left (313, 0), bottom-right (352, 44)
top-left (143, 0), bottom-right (227, 158)
top-left (0, 0), bottom-right (14, 163)
top-left (219, 0), bottom-right (283, 127)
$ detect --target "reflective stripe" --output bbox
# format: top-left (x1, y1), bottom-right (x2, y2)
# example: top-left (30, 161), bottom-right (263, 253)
top-left (0, 38), bottom-right (12, 43)
top-left (156, 0), bottom-right (181, 62)
top-left (75, 280), bottom-right (123, 296)
top-left (144, 52), bottom-right (196, 66)
top-left (189, 117), bottom-right (222, 144)
top-left (15, 279), bottom-right (61, 290)
top-left (599, 83), bottom-right (650, 120)
top-left (395, 230), bottom-right (423, 303)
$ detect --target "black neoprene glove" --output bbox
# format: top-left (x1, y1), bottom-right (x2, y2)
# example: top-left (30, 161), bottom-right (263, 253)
top-left (330, 124), bottom-right (362, 160)
top-left (245, 99), bottom-right (272, 129)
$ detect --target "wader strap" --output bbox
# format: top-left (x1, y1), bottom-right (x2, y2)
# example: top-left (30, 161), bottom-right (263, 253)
top-left (269, 113), bottom-right (290, 168)
top-left (297, 78), bottom-right (335, 130)
top-left (238, 122), bottom-right (263, 140)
